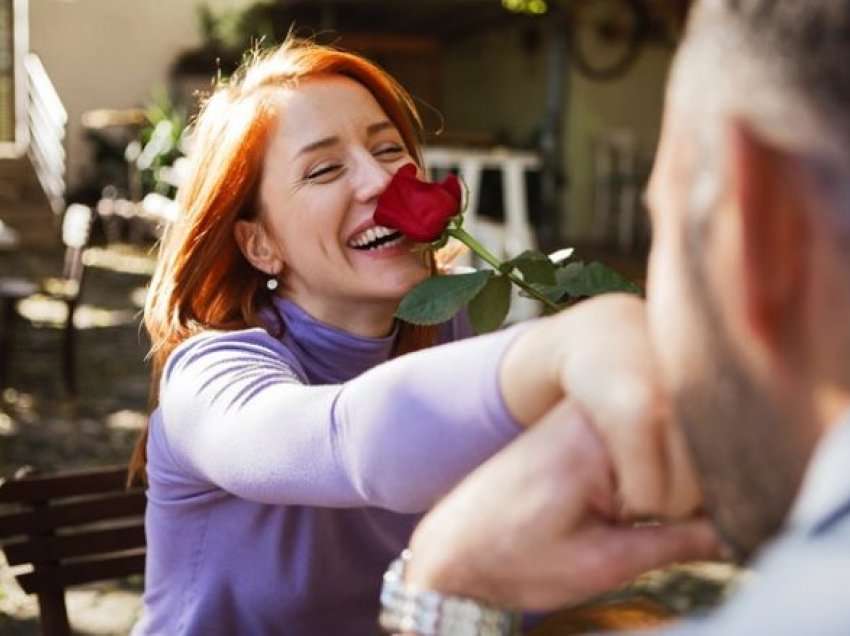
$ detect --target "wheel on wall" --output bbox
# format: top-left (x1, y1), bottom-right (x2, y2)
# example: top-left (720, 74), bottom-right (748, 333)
top-left (569, 0), bottom-right (646, 81)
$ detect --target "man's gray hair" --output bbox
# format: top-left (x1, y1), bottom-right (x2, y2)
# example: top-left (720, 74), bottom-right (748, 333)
top-left (670, 0), bottom-right (850, 222)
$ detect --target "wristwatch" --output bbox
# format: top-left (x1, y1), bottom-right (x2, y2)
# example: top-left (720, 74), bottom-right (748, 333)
top-left (378, 549), bottom-right (521, 635)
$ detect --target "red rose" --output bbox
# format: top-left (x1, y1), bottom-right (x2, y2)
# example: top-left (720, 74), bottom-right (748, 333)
top-left (374, 163), bottom-right (462, 243)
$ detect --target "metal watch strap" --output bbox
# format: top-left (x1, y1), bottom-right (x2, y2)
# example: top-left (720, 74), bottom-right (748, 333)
top-left (379, 549), bottom-right (521, 635)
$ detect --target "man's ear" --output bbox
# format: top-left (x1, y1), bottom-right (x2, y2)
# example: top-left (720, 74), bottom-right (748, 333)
top-left (233, 219), bottom-right (284, 276)
top-left (729, 120), bottom-right (808, 349)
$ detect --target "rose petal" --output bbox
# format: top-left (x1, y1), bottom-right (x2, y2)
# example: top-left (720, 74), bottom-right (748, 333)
top-left (397, 163), bottom-right (418, 178)
top-left (374, 162), bottom-right (461, 243)
top-left (441, 173), bottom-right (462, 204)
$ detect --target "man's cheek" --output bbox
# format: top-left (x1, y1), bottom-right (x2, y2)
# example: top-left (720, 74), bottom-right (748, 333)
top-left (647, 247), bottom-right (693, 385)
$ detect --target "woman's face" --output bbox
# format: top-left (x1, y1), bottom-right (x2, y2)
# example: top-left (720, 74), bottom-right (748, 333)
top-left (255, 76), bottom-right (429, 328)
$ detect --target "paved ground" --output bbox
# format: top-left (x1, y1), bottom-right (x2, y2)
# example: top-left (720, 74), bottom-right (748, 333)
top-left (0, 242), bottom-right (738, 635)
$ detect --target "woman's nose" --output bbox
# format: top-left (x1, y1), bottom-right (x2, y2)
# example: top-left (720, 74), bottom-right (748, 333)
top-left (353, 153), bottom-right (392, 203)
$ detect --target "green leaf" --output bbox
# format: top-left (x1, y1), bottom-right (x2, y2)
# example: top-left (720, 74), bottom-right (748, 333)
top-left (468, 274), bottom-right (512, 334)
top-left (533, 261), bottom-right (641, 304)
top-left (396, 270), bottom-right (492, 325)
top-left (566, 261), bottom-right (642, 297)
top-left (526, 262), bottom-right (582, 304)
top-left (503, 250), bottom-right (557, 285)
top-left (527, 283), bottom-right (565, 305)
top-left (554, 262), bottom-right (586, 288)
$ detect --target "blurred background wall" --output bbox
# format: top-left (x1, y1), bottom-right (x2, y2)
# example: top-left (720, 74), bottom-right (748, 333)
top-left (11, 0), bottom-right (687, 247)
top-left (29, 0), bottom-right (255, 190)
top-left (441, 23), bottom-right (671, 238)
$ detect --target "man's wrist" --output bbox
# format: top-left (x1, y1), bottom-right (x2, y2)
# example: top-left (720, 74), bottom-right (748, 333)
top-left (379, 549), bottom-right (521, 636)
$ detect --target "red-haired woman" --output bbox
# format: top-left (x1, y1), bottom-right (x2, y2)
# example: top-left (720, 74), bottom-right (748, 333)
top-left (128, 38), bottom-right (691, 635)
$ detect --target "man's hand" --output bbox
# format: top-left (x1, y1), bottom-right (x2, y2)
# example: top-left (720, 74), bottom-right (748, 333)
top-left (405, 402), bottom-right (718, 610)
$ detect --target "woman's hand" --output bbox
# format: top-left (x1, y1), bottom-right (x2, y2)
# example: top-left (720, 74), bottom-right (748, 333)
top-left (500, 294), bottom-right (702, 519)
top-left (558, 294), bottom-right (703, 519)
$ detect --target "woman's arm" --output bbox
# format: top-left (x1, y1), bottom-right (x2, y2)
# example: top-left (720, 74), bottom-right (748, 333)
top-left (159, 294), bottom-right (699, 518)
top-left (157, 324), bottom-right (528, 512)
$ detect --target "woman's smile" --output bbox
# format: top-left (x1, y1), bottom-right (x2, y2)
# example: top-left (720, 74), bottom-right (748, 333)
top-left (347, 224), bottom-right (404, 251)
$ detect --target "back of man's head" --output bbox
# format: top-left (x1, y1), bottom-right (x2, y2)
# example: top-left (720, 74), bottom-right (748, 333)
top-left (647, 0), bottom-right (850, 560)
top-left (673, 0), bottom-right (850, 212)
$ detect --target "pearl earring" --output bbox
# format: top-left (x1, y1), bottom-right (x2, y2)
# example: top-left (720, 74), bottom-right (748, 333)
top-left (266, 277), bottom-right (279, 291)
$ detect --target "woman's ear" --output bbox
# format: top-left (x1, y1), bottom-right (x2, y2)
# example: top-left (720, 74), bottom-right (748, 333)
top-left (234, 220), bottom-right (284, 276)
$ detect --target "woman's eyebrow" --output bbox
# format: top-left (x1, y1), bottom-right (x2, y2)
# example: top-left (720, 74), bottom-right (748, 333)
top-left (295, 136), bottom-right (339, 158)
top-left (366, 120), bottom-right (395, 137)
top-left (295, 121), bottom-right (395, 158)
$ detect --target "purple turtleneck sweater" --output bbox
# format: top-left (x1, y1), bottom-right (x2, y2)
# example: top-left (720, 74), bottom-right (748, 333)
top-left (133, 297), bottom-right (525, 635)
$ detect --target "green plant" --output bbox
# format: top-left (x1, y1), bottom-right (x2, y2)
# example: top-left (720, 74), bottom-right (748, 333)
top-left (196, 1), bottom-right (278, 57)
top-left (132, 87), bottom-right (188, 197)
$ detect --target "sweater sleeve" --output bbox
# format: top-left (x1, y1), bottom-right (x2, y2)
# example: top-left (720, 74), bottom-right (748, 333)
top-left (157, 325), bottom-right (526, 512)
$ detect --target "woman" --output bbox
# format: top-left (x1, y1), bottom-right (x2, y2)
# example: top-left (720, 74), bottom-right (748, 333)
top-left (129, 38), bottom-right (695, 635)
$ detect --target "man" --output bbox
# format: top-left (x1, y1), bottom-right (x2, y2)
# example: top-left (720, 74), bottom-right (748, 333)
top-left (384, 0), bottom-right (850, 633)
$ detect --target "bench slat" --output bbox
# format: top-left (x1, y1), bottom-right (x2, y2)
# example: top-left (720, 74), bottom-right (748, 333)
top-left (5, 523), bottom-right (146, 566)
top-left (17, 551), bottom-right (146, 595)
top-left (0, 466), bottom-right (131, 503)
top-left (0, 492), bottom-right (146, 538)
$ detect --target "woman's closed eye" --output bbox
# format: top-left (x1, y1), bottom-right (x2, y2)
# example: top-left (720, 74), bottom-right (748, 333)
top-left (303, 144), bottom-right (403, 183)
top-left (374, 143), bottom-right (404, 160)
top-left (305, 163), bottom-right (344, 182)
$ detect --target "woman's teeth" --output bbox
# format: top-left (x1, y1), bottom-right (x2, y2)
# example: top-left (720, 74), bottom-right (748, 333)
top-left (349, 226), bottom-right (403, 251)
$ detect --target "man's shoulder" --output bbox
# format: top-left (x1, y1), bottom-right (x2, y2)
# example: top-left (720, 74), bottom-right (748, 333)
top-left (661, 525), bottom-right (850, 636)
top-left (790, 416), bottom-right (850, 537)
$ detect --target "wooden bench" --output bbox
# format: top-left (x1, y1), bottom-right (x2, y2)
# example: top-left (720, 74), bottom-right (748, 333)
top-left (0, 465), bottom-right (146, 636)
top-left (0, 203), bottom-right (94, 395)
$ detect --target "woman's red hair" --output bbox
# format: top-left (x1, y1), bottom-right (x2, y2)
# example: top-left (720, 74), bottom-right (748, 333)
top-left (129, 38), bottom-right (438, 484)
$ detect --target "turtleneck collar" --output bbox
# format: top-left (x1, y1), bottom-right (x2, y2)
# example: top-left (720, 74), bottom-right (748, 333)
top-left (266, 296), bottom-right (398, 384)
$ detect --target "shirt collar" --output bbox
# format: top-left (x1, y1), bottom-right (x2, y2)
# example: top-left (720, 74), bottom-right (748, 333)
top-left (266, 296), bottom-right (398, 384)
top-left (788, 409), bottom-right (850, 534)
